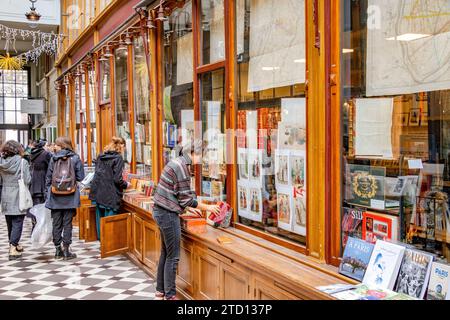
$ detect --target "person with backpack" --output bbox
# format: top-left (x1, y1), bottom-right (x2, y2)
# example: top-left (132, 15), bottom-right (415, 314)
top-left (0, 140), bottom-right (32, 260)
top-left (28, 139), bottom-right (51, 232)
top-left (89, 137), bottom-right (130, 239)
top-left (45, 137), bottom-right (85, 260)
top-left (152, 139), bottom-right (221, 300)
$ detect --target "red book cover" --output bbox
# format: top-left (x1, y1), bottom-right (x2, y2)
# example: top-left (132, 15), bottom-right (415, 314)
top-left (363, 211), bottom-right (398, 244)
top-left (237, 110), bottom-right (247, 148)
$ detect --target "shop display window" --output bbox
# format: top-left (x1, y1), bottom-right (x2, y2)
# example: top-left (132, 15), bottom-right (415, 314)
top-left (162, 0), bottom-right (194, 165)
top-left (133, 36), bottom-right (152, 177)
top-left (200, 69), bottom-right (226, 201)
top-left (200, 0), bottom-right (225, 65)
top-left (341, 0), bottom-right (450, 263)
top-left (235, 0), bottom-right (307, 244)
top-left (88, 69), bottom-right (97, 161)
top-left (115, 47), bottom-right (131, 170)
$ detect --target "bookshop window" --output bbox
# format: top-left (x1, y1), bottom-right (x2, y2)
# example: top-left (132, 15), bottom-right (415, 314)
top-left (340, 0), bottom-right (450, 262)
top-left (162, 0), bottom-right (194, 165)
top-left (80, 73), bottom-right (88, 163)
top-left (115, 47), bottom-right (130, 169)
top-left (200, 69), bottom-right (226, 200)
top-left (74, 76), bottom-right (84, 160)
top-left (235, 0), bottom-right (307, 244)
top-left (200, 0), bottom-right (225, 65)
top-left (100, 59), bottom-right (110, 102)
top-left (133, 36), bottom-right (152, 177)
top-left (88, 68), bottom-right (97, 160)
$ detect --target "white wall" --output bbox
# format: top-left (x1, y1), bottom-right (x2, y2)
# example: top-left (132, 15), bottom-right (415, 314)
top-left (0, 0), bottom-right (60, 26)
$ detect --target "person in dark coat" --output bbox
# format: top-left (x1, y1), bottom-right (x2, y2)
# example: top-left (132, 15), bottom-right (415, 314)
top-left (89, 137), bottom-right (129, 239)
top-left (45, 137), bottom-right (85, 261)
top-left (27, 139), bottom-right (51, 231)
top-left (0, 140), bottom-right (31, 260)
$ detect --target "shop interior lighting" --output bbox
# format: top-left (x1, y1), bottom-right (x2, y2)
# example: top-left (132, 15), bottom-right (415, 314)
top-left (294, 59), bottom-right (306, 63)
top-left (342, 48), bottom-right (354, 53)
top-left (386, 33), bottom-right (431, 41)
top-left (147, 13), bottom-right (157, 29)
top-left (124, 32), bottom-right (133, 45)
top-left (25, 0), bottom-right (41, 22)
top-left (155, 2), bottom-right (168, 22)
top-left (262, 66), bottom-right (280, 71)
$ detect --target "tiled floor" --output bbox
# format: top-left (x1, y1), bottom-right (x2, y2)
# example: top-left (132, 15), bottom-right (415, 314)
top-left (0, 215), bottom-right (156, 300)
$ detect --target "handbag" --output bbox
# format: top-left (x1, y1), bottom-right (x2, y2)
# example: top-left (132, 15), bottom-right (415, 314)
top-left (18, 159), bottom-right (33, 211)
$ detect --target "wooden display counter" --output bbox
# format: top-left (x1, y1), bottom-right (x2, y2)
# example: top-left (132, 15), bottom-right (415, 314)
top-left (76, 196), bottom-right (98, 242)
top-left (97, 200), bottom-right (354, 300)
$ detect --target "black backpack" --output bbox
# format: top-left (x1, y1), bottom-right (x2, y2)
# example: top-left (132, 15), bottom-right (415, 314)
top-left (51, 156), bottom-right (76, 195)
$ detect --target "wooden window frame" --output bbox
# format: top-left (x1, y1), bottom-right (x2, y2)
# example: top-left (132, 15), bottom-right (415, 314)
top-left (98, 56), bottom-right (112, 106)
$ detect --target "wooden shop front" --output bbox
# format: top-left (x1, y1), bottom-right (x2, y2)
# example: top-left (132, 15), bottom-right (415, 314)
top-left (56, 0), bottom-right (450, 300)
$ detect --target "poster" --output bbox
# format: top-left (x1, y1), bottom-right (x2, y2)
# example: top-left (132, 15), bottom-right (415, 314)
top-left (238, 180), bottom-right (263, 222)
top-left (366, 0), bottom-right (450, 96)
top-left (181, 109), bottom-right (194, 145)
top-left (292, 189), bottom-right (307, 236)
top-left (176, 32), bottom-right (193, 86)
top-left (275, 149), bottom-right (290, 186)
top-left (354, 98), bottom-right (394, 159)
top-left (238, 148), bottom-right (249, 180)
top-left (248, 149), bottom-right (263, 184)
top-left (290, 150), bottom-right (306, 188)
top-left (347, 164), bottom-right (386, 208)
top-left (277, 186), bottom-right (292, 232)
top-left (125, 139), bottom-right (132, 164)
top-left (246, 110), bottom-right (258, 150)
top-left (238, 180), bottom-right (249, 214)
top-left (211, 180), bottom-right (223, 200)
top-left (163, 86), bottom-right (175, 123)
top-left (248, 0), bottom-right (306, 92)
top-left (277, 122), bottom-right (306, 150)
top-left (281, 98), bottom-right (306, 127)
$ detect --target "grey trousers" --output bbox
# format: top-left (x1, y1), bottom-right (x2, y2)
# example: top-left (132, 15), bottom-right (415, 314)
top-left (51, 209), bottom-right (76, 247)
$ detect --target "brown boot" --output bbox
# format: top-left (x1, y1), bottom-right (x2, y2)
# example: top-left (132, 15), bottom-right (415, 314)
top-left (9, 244), bottom-right (22, 261)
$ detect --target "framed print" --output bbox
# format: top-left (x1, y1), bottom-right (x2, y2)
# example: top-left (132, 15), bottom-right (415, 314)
top-left (248, 149), bottom-right (263, 184)
top-left (239, 182), bottom-right (263, 223)
top-left (292, 187), bottom-right (307, 236)
top-left (237, 180), bottom-right (249, 214)
top-left (290, 150), bottom-right (306, 188)
top-left (275, 149), bottom-right (290, 187)
top-left (277, 186), bottom-right (292, 232)
top-left (408, 108), bottom-right (420, 126)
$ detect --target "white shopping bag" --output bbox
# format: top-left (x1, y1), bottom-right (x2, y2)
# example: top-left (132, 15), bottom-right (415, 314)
top-left (30, 204), bottom-right (53, 249)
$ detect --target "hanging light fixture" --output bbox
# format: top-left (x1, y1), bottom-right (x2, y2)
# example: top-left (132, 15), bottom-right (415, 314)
top-left (63, 76), bottom-right (69, 86)
top-left (25, 0), bottom-right (42, 25)
top-left (147, 14), bottom-right (156, 29)
top-left (103, 46), bottom-right (113, 58)
top-left (155, 1), bottom-right (168, 22)
top-left (98, 49), bottom-right (108, 62)
top-left (116, 41), bottom-right (128, 52)
top-left (124, 32), bottom-right (133, 45)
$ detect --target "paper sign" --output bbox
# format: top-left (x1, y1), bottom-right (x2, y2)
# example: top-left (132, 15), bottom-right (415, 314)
top-left (408, 159), bottom-right (423, 169)
top-left (370, 199), bottom-right (385, 210)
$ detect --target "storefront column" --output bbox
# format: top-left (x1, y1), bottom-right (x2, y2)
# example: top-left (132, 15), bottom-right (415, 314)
top-left (306, 0), bottom-right (328, 261)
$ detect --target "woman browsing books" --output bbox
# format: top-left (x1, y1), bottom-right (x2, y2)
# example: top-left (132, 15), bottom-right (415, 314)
top-left (153, 139), bottom-right (220, 300)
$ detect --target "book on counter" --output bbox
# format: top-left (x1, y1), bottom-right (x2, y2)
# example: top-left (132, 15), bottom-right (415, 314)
top-left (339, 237), bottom-right (374, 281)
top-left (331, 284), bottom-right (402, 300)
top-left (427, 261), bottom-right (450, 300)
top-left (393, 248), bottom-right (434, 299)
top-left (363, 211), bottom-right (399, 243)
top-left (362, 240), bottom-right (405, 290)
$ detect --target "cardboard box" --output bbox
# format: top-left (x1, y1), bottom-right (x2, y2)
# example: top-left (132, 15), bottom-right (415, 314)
top-left (180, 215), bottom-right (207, 234)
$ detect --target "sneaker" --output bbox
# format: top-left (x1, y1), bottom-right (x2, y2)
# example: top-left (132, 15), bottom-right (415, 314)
top-left (62, 245), bottom-right (77, 261)
top-left (155, 291), bottom-right (164, 300)
top-left (8, 245), bottom-right (22, 261)
top-left (16, 244), bottom-right (24, 253)
top-left (164, 295), bottom-right (179, 300)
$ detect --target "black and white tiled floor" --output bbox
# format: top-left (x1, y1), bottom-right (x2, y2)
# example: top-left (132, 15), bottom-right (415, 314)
top-left (0, 216), bottom-right (156, 300)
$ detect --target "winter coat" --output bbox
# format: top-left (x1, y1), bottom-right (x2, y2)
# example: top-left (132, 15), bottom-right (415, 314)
top-left (0, 155), bottom-right (32, 215)
top-left (89, 151), bottom-right (128, 211)
top-left (45, 149), bottom-right (85, 210)
top-left (30, 147), bottom-right (52, 199)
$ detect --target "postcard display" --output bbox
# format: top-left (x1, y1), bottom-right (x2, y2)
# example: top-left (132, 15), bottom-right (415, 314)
top-left (237, 98), bottom-right (306, 236)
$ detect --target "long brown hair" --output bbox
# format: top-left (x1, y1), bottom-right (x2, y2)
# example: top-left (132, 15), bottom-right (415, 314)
top-left (55, 136), bottom-right (73, 150)
top-left (104, 136), bottom-right (125, 153)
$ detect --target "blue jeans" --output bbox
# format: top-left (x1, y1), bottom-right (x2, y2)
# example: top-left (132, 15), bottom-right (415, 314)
top-left (152, 206), bottom-right (180, 299)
